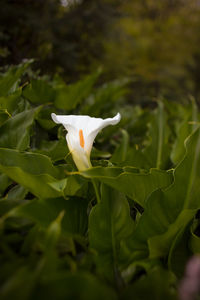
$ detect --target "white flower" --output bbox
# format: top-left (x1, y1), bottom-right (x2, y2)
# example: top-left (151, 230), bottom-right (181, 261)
top-left (51, 113), bottom-right (121, 171)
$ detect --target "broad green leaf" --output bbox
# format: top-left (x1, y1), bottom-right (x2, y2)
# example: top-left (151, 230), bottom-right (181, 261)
top-left (0, 266), bottom-right (38, 300)
top-left (0, 89), bottom-right (22, 114)
top-left (34, 138), bottom-right (68, 162)
top-left (80, 166), bottom-right (173, 207)
top-left (189, 217), bottom-right (200, 254)
top-left (81, 79), bottom-right (129, 116)
top-left (119, 147), bottom-right (151, 169)
top-left (143, 101), bottom-right (171, 169)
top-left (8, 197), bottom-right (88, 236)
top-left (0, 173), bottom-right (11, 196)
top-left (0, 107), bottom-right (40, 150)
top-left (148, 208), bottom-right (195, 258)
top-left (54, 70), bottom-right (100, 110)
top-left (121, 267), bottom-right (177, 300)
top-left (171, 99), bottom-right (199, 165)
top-left (44, 211), bottom-right (64, 251)
top-left (0, 59), bottom-right (33, 96)
top-left (0, 149), bottom-right (64, 198)
top-left (31, 272), bottom-right (117, 300)
top-left (89, 184), bottom-right (135, 281)
top-left (167, 224), bottom-right (191, 277)
top-left (123, 127), bottom-right (200, 265)
top-left (91, 147), bottom-right (111, 159)
top-left (0, 109), bottom-right (11, 125)
top-left (0, 185), bottom-right (28, 216)
top-left (63, 175), bottom-right (86, 196)
top-left (111, 129), bottom-right (129, 164)
top-left (47, 175), bottom-right (84, 197)
top-left (23, 79), bottom-right (55, 104)
top-left (111, 129), bottom-right (151, 168)
top-left (35, 107), bottom-right (57, 130)
top-left (6, 185), bottom-right (28, 201)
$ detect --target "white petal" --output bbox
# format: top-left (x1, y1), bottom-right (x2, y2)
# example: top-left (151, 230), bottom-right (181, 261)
top-left (85, 113), bottom-right (121, 153)
top-left (51, 113), bottom-right (81, 124)
top-left (51, 112), bottom-right (121, 170)
top-left (89, 113), bottom-right (121, 133)
top-left (51, 113), bottom-right (92, 132)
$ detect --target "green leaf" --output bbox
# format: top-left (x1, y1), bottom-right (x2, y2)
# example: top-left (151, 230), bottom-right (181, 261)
top-left (0, 266), bottom-right (38, 300)
top-left (81, 79), bottom-right (129, 116)
top-left (189, 217), bottom-right (200, 254)
top-left (80, 166), bottom-right (173, 207)
top-left (0, 185), bottom-right (28, 216)
top-left (63, 175), bottom-right (85, 196)
top-left (111, 129), bottom-right (151, 168)
top-left (0, 107), bottom-right (40, 150)
top-left (168, 224), bottom-right (191, 277)
top-left (0, 109), bottom-right (11, 126)
top-left (32, 272), bottom-right (117, 300)
top-left (121, 267), bottom-right (177, 300)
top-left (0, 173), bottom-right (11, 196)
top-left (23, 79), bottom-right (55, 104)
top-left (0, 149), bottom-right (63, 198)
top-left (89, 184), bottom-right (135, 281)
top-left (0, 148), bottom-right (85, 199)
top-left (0, 89), bottom-right (22, 114)
top-left (171, 99), bottom-right (198, 165)
top-left (34, 138), bottom-right (68, 162)
top-left (119, 147), bottom-right (152, 169)
top-left (111, 129), bottom-right (129, 164)
top-left (6, 185), bottom-right (28, 201)
top-left (123, 127), bottom-right (200, 265)
top-left (8, 197), bottom-right (88, 236)
top-left (148, 208), bottom-right (194, 258)
top-left (44, 211), bottom-right (64, 251)
top-left (91, 147), bottom-right (111, 159)
top-left (0, 59), bottom-right (33, 96)
top-left (143, 101), bottom-right (171, 169)
top-left (54, 70), bottom-right (100, 110)
top-left (35, 107), bottom-right (57, 130)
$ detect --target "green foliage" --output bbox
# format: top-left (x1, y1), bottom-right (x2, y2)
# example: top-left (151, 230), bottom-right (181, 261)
top-left (54, 70), bottom-right (101, 110)
top-left (121, 267), bottom-right (177, 300)
top-left (0, 61), bottom-right (200, 300)
top-left (0, 149), bottom-right (65, 199)
top-left (89, 184), bottom-right (135, 282)
top-left (0, 60), bottom-right (33, 96)
top-left (119, 126), bottom-right (200, 271)
top-left (81, 167), bottom-right (172, 207)
top-left (0, 108), bottom-right (40, 150)
top-left (23, 79), bottom-right (55, 105)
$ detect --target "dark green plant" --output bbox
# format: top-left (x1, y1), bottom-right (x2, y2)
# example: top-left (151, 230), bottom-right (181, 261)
top-left (0, 61), bottom-right (200, 300)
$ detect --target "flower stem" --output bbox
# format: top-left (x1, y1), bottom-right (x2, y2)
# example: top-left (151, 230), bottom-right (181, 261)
top-left (91, 179), bottom-right (101, 204)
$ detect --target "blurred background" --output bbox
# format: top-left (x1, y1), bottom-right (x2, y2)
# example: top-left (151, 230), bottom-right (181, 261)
top-left (1, 0), bottom-right (200, 104)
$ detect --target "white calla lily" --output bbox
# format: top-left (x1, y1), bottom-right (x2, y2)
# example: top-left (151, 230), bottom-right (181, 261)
top-left (51, 113), bottom-right (121, 171)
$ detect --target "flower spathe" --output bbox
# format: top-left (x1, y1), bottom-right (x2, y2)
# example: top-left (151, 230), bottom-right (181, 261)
top-left (51, 113), bottom-right (121, 171)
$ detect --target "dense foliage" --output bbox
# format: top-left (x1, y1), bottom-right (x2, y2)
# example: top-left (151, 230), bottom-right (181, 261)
top-left (0, 61), bottom-right (200, 299)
